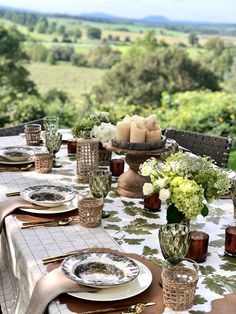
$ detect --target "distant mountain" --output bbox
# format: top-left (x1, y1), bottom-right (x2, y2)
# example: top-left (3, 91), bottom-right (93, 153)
top-left (140, 15), bottom-right (170, 24)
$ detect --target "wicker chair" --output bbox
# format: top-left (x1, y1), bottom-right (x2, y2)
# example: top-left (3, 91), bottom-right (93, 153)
top-left (164, 128), bottom-right (232, 167)
top-left (0, 119), bottom-right (44, 137)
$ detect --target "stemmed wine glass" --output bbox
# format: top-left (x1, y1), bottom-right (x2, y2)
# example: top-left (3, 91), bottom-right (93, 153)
top-left (89, 169), bottom-right (112, 218)
top-left (158, 223), bottom-right (190, 265)
top-left (45, 132), bottom-right (62, 168)
top-left (43, 116), bottom-right (59, 133)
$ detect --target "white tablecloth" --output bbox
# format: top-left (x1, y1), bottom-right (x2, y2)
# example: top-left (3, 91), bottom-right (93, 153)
top-left (0, 135), bottom-right (235, 314)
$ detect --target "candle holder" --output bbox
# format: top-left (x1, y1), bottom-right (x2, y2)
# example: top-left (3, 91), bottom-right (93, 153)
top-left (144, 193), bottom-right (161, 212)
top-left (231, 179), bottom-right (236, 218)
top-left (67, 138), bottom-right (77, 156)
top-left (225, 226), bottom-right (236, 257)
top-left (186, 231), bottom-right (209, 263)
top-left (110, 158), bottom-right (125, 177)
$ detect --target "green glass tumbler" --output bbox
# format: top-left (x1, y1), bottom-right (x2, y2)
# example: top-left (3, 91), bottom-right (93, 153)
top-left (89, 169), bottom-right (112, 218)
top-left (159, 223), bottom-right (190, 265)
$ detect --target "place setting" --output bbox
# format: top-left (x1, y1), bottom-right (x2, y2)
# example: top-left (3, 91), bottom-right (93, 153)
top-left (1, 184), bottom-right (80, 230)
top-left (0, 146), bottom-right (35, 171)
top-left (35, 248), bottom-right (163, 314)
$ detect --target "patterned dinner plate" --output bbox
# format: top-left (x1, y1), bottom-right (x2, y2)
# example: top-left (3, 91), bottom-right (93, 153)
top-left (20, 185), bottom-right (76, 207)
top-left (68, 259), bottom-right (152, 301)
top-left (61, 252), bottom-right (140, 288)
top-left (0, 146), bottom-right (34, 164)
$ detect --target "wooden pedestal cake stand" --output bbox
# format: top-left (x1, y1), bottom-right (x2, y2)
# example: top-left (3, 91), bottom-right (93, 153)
top-left (104, 140), bottom-right (173, 198)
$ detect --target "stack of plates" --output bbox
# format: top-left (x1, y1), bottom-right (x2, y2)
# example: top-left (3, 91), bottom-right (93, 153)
top-left (20, 185), bottom-right (77, 214)
top-left (0, 146), bottom-right (34, 165)
top-left (61, 251), bottom-right (153, 301)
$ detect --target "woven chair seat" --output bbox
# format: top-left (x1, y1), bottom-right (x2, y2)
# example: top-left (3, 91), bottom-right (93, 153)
top-left (165, 128), bottom-right (232, 168)
top-left (0, 119), bottom-right (44, 137)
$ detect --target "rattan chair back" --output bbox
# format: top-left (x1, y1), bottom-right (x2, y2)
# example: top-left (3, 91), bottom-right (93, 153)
top-left (0, 119), bottom-right (44, 137)
top-left (165, 128), bottom-right (232, 167)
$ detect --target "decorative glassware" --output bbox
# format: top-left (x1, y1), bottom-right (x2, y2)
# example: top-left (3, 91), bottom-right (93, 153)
top-left (89, 169), bottom-right (112, 218)
top-left (76, 132), bottom-right (99, 182)
top-left (144, 192), bottom-right (161, 212)
top-left (161, 257), bottom-right (199, 311)
top-left (24, 124), bottom-right (41, 146)
top-left (159, 223), bottom-right (190, 265)
top-left (186, 231), bottom-right (209, 263)
top-left (45, 132), bottom-right (62, 168)
top-left (43, 116), bottom-right (59, 133)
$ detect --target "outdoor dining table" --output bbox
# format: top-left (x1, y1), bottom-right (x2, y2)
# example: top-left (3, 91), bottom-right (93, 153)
top-left (0, 134), bottom-right (235, 314)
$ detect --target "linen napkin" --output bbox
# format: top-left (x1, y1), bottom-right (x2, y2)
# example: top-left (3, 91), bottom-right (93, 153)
top-left (26, 248), bottom-right (164, 314)
top-left (0, 196), bottom-right (43, 232)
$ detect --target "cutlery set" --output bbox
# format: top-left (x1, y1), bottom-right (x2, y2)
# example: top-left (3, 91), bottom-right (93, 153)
top-left (21, 216), bottom-right (78, 229)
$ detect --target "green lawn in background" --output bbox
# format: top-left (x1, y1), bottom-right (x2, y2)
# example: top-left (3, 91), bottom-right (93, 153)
top-left (228, 150), bottom-right (236, 170)
top-left (26, 62), bottom-right (106, 100)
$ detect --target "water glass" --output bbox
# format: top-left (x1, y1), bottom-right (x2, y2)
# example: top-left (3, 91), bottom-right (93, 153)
top-left (225, 226), bottom-right (236, 257)
top-left (24, 124), bottom-right (41, 146)
top-left (161, 257), bottom-right (199, 311)
top-left (159, 223), bottom-right (190, 264)
top-left (45, 132), bottom-right (62, 167)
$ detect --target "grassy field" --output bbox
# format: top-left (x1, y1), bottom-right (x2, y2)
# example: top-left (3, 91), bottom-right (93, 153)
top-left (26, 62), bottom-right (106, 100)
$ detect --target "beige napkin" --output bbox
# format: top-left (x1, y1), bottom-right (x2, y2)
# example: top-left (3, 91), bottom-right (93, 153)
top-left (0, 196), bottom-right (42, 232)
top-left (25, 267), bottom-right (97, 314)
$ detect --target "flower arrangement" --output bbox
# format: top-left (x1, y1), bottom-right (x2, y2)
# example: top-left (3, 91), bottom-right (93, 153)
top-left (72, 112), bottom-right (116, 141)
top-left (92, 122), bottom-right (116, 143)
top-left (140, 152), bottom-right (230, 223)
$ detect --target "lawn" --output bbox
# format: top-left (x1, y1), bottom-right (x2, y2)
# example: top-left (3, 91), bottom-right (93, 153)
top-left (228, 150), bottom-right (236, 170)
top-left (26, 62), bottom-right (106, 100)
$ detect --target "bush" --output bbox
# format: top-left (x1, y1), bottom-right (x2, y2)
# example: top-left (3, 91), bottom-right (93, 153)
top-left (157, 91), bottom-right (236, 144)
top-left (87, 27), bottom-right (101, 39)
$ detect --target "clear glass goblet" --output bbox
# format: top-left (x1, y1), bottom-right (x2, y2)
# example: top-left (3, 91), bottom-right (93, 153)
top-left (89, 169), bottom-right (112, 218)
top-left (45, 132), bottom-right (62, 168)
top-left (158, 223), bottom-right (190, 265)
top-left (43, 116), bottom-right (59, 134)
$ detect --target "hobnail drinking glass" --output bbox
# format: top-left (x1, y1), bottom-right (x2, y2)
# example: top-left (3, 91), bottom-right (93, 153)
top-left (45, 132), bottom-right (62, 168)
top-left (43, 116), bottom-right (59, 134)
top-left (89, 169), bottom-right (112, 218)
top-left (158, 223), bottom-right (190, 265)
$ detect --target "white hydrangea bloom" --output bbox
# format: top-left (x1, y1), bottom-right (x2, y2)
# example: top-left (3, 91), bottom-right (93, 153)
top-left (143, 183), bottom-right (154, 196)
top-left (159, 188), bottom-right (170, 202)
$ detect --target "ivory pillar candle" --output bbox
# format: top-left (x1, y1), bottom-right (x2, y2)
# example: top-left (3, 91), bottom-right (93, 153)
top-left (146, 128), bottom-right (162, 143)
top-left (115, 121), bottom-right (130, 142)
top-left (145, 114), bottom-right (158, 131)
top-left (130, 122), bottom-right (146, 143)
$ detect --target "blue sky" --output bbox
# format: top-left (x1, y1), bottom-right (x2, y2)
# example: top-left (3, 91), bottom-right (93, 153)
top-left (0, 0), bottom-right (235, 23)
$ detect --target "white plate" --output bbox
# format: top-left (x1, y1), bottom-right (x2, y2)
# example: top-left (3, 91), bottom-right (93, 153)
top-left (1, 149), bottom-right (31, 162)
top-left (20, 185), bottom-right (76, 207)
top-left (68, 259), bottom-right (152, 301)
top-left (19, 198), bottom-right (77, 214)
top-left (0, 157), bottom-right (34, 165)
top-left (61, 252), bottom-right (140, 288)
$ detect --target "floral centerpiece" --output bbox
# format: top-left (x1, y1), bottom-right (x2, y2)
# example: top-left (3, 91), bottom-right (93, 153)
top-left (140, 152), bottom-right (230, 223)
top-left (72, 111), bottom-right (116, 140)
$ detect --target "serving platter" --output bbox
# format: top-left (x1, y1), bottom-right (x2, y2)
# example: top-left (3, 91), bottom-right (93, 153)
top-left (68, 259), bottom-right (152, 301)
top-left (20, 185), bottom-right (76, 207)
top-left (61, 252), bottom-right (140, 288)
